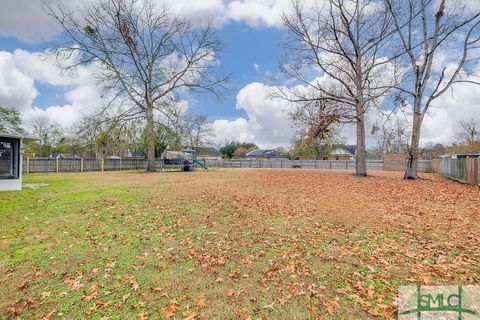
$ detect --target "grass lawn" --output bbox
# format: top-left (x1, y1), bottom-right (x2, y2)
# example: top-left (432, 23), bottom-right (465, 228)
top-left (1, 169), bottom-right (479, 319)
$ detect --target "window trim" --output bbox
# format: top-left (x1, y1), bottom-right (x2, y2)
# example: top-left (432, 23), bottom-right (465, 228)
top-left (0, 137), bottom-right (20, 180)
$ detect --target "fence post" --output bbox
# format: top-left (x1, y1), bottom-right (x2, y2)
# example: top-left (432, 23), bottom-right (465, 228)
top-left (80, 158), bottom-right (84, 172)
top-left (26, 157), bottom-right (30, 174)
top-left (345, 160), bottom-right (348, 170)
top-left (120, 158), bottom-right (122, 171)
top-left (101, 159), bottom-right (105, 172)
top-left (56, 157), bottom-right (59, 173)
top-left (475, 159), bottom-right (480, 186)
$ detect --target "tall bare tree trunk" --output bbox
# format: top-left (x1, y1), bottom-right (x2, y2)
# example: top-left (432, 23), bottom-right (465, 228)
top-left (404, 109), bottom-right (422, 179)
top-left (146, 105), bottom-right (156, 172)
top-left (356, 108), bottom-right (367, 176)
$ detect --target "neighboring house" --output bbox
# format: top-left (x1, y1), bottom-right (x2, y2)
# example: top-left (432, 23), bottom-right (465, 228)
top-left (0, 133), bottom-right (37, 191)
top-left (104, 155), bottom-right (121, 160)
top-left (329, 146), bottom-right (356, 160)
top-left (436, 143), bottom-right (480, 159)
top-left (122, 149), bottom-right (145, 158)
top-left (245, 149), bottom-right (286, 159)
top-left (445, 153), bottom-right (480, 159)
top-left (56, 154), bottom-right (81, 159)
top-left (194, 147), bottom-right (223, 161)
top-left (344, 145), bottom-right (357, 157)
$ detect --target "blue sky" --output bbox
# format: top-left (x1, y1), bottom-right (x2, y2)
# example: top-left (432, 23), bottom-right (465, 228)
top-left (194, 22), bottom-right (286, 121)
top-left (0, 0), bottom-right (298, 147)
top-left (1, 0), bottom-right (480, 148)
top-left (0, 22), bottom-right (286, 122)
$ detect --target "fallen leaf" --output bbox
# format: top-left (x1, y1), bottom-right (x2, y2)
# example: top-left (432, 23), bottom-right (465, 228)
top-left (183, 311), bottom-right (198, 319)
top-left (10, 307), bottom-right (22, 316)
top-left (138, 311), bottom-right (148, 320)
top-left (41, 309), bottom-right (57, 320)
top-left (131, 280), bottom-right (139, 291)
top-left (197, 293), bottom-right (207, 309)
top-left (263, 302), bottom-right (275, 310)
top-left (162, 300), bottom-right (180, 318)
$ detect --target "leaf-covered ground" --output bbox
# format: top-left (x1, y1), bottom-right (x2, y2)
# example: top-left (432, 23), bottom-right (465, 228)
top-left (1, 169), bottom-right (479, 319)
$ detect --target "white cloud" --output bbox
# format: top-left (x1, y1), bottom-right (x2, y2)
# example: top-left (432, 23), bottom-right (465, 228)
top-left (160, 0), bottom-right (228, 26)
top-left (213, 118), bottom-right (254, 142)
top-left (213, 82), bottom-right (294, 148)
top-left (422, 81), bottom-right (480, 144)
top-left (3, 0), bottom-right (480, 148)
top-left (0, 52), bottom-right (38, 110)
top-left (0, 0), bottom-right (57, 42)
top-left (226, 0), bottom-right (291, 27)
top-left (0, 0), bottom-right (299, 44)
top-left (226, 0), bottom-right (328, 27)
top-left (23, 105), bottom-right (80, 128)
top-left (213, 70), bottom-right (480, 149)
top-left (11, 49), bottom-right (87, 87)
top-left (0, 49), bottom-right (100, 130)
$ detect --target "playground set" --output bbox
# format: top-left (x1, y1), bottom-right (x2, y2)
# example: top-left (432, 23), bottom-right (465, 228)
top-left (162, 149), bottom-right (209, 171)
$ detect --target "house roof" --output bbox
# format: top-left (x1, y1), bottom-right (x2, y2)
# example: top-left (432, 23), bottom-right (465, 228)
top-left (194, 147), bottom-right (222, 157)
top-left (441, 143), bottom-right (480, 154)
top-left (441, 153), bottom-right (480, 158)
top-left (0, 132), bottom-right (38, 141)
top-left (344, 145), bottom-right (357, 155)
top-left (245, 149), bottom-right (284, 158)
top-left (331, 148), bottom-right (354, 156)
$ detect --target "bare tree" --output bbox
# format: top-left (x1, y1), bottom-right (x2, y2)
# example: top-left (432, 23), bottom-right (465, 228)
top-left (277, 0), bottom-right (398, 176)
top-left (372, 103), bottom-right (411, 155)
top-left (384, 0), bottom-right (480, 179)
top-left (182, 114), bottom-right (215, 148)
top-left (44, 0), bottom-right (226, 171)
top-left (288, 98), bottom-right (342, 142)
top-left (29, 115), bottom-right (62, 157)
top-left (454, 118), bottom-right (480, 145)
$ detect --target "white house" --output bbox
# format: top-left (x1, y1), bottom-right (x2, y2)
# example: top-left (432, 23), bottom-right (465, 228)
top-left (0, 133), bottom-right (36, 191)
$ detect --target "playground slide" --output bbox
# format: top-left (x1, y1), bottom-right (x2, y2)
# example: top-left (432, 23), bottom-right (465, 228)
top-left (194, 159), bottom-right (208, 170)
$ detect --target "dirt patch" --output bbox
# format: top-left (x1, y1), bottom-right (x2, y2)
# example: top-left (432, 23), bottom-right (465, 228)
top-left (23, 183), bottom-right (50, 189)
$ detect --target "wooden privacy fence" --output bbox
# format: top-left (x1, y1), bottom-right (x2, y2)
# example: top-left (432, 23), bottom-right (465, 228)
top-left (22, 157), bottom-right (433, 174)
top-left (205, 159), bottom-right (383, 170)
top-left (23, 157), bottom-right (184, 173)
top-left (205, 159), bottom-right (432, 172)
top-left (432, 158), bottom-right (479, 186)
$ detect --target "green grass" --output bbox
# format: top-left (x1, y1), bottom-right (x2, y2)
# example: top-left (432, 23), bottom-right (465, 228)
top-left (1, 170), bottom-right (479, 319)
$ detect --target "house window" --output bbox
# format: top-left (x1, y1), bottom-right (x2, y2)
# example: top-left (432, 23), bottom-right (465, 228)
top-left (0, 138), bottom-right (19, 179)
